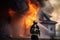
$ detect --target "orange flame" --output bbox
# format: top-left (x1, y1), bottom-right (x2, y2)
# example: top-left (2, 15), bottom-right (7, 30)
top-left (8, 0), bottom-right (40, 37)
top-left (8, 0), bottom-right (39, 29)
top-left (25, 0), bottom-right (39, 29)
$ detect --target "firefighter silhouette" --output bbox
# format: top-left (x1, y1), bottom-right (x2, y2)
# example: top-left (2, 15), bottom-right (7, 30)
top-left (30, 21), bottom-right (40, 40)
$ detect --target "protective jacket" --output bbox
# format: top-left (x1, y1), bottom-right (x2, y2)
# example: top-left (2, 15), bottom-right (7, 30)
top-left (30, 23), bottom-right (40, 36)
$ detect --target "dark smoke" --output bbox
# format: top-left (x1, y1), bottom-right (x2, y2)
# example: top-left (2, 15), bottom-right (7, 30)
top-left (37, 0), bottom-right (45, 7)
top-left (0, 0), bottom-right (13, 39)
top-left (13, 0), bottom-right (29, 14)
top-left (30, 0), bottom-right (45, 7)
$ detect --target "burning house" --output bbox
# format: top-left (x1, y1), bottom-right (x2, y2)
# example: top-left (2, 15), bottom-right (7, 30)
top-left (0, 0), bottom-right (58, 39)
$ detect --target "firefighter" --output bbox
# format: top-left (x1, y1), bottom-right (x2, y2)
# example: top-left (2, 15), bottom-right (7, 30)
top-left (30, 21), bottom-right (40, 40)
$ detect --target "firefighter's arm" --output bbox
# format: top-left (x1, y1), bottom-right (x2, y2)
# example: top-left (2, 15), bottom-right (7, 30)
top-left (38, 29), bottom-right (40, 36)
top-left (37, 26), bottom-right (40, 36)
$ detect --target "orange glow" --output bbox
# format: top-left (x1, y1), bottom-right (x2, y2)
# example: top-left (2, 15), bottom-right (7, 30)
top-left (8, 8), bottom-right (16, 17)
top-left (8, 0), bottom-right (39, 29)
top-left (25, 0), bottom-right (39, 29)
top-left (8, 0), bottom-right (40, 37)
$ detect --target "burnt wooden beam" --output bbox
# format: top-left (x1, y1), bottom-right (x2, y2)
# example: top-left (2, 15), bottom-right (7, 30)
top-left (41, 11), bottom-right (51, 21)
